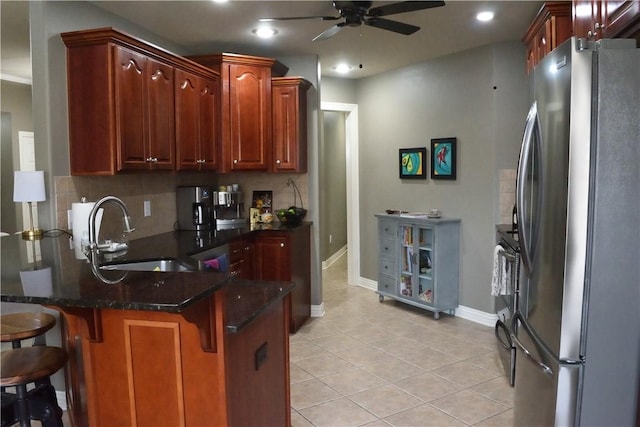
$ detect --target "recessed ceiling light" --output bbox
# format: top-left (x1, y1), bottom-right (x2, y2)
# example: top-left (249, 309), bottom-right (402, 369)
top-left (211, 0), bottom-right (228, 3)
top-left (252, 27), bottom-right (278, 39)
top-left (476, 11), bottom-right (494, 22)
top-left (333, 64), bottom-right (352, 74)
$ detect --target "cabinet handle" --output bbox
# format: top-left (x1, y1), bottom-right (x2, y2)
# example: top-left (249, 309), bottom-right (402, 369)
top-left (280, 242), bottom-right (285, 248)
top-left (233, 159), bottom-right (238, 164)
top-left (276, 159), bottom-right (281, 164)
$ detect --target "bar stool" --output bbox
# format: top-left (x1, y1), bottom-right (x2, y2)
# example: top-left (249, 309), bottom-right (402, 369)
top-left (1, 313), bottom-right (66, 427)
top-left (1, 313), bottom-right (56, 348)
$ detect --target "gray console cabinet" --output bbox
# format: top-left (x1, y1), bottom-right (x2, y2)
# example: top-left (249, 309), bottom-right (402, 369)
top-left (375, 214), bottom-right (460, 319)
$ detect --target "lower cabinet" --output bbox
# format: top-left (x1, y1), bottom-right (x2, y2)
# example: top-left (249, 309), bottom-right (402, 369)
top-left (375, 214), bottom-right (460, 320)
top-left (226, 299), bottom-right (289, 427)
top-left (254, 226), bottom-right (311, 332)
top-left (229, 236), bottom-right (254, 279)
top-left (56, 289), bottom-right (290, 427)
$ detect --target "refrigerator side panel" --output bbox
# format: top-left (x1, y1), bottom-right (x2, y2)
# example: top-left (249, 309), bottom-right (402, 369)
top-left (579, 43), bottom-right (640, 427)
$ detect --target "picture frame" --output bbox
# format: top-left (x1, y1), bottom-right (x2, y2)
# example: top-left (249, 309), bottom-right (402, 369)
top-left (430, 137), bottom-right (457, 180)
top-left (399, 147), bottom-right (427, 179)
top-left (252, 190), bottom-right (272, 214)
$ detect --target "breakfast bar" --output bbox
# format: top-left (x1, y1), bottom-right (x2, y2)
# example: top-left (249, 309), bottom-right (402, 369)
top-left (1, 232), bottom-right (296, 427)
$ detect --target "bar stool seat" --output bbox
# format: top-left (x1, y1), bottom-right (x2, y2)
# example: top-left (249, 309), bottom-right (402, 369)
top-left (1, 346), bottom-right (67, 427)
top-left (1, 313), bottom-right (56, 347)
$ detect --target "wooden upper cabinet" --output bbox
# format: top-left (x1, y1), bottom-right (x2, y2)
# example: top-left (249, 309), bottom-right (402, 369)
top-left (62, 27), bottom-right (219, 175)
top-left (574, 1), bottom-right (640, 40)
top-left (602, 1), bottom-right (640, 38)
top-left (524, 2), bottom-right (573, 72)
top-left (115, 46), bottom-right (175, 171)
top-left (228, 63), bottom-right (271, 171)
top-left (271, 77), bottom-right (311, 173)
top-left (187, 53), bottom-right (289, 173)
top-left (175, 69), bottom-right (220, 171)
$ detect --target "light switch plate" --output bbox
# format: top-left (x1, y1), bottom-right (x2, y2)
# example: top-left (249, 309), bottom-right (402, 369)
top-left (144, 200), bottom-right (151, 217)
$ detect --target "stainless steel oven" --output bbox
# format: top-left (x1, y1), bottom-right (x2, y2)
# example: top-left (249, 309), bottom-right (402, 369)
top-left (494, 228), bottom-right (520, 386)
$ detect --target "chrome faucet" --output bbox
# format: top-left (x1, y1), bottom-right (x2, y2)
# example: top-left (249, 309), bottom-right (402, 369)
top-left (86, 196), bottom-right (135, 285)
top-left (87, 196), bottom-right (135, 254)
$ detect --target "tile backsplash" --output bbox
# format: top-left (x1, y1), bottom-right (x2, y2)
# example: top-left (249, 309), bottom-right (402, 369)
top-left (54, 172), bottom-right (309, 242)
top-left (499, 169), bottom-right (516, 225)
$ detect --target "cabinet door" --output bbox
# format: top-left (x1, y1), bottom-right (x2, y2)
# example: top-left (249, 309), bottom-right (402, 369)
top-left (573, 0), bottom-right (603, 39)
top-left (114, 46), bottom-right (174, 171)
top-left (175, 69), bottom-right (200, 170)
top-left (417, 227), bottom-right (434, 306)
top-left (255, 235), bottom-right (290, 281)
top-left (603, 1), bottom-right (640, 38)
top-left (199, 75), bottom-right (219, 171)
top-left (146, 57), bottom-right (175, 170)
top-left (399, 225), bottom-right (414, 298)
top-left (115, 46), bottom-right (148, 170)
top-left (176, 71), bottom-right (219, 171)
top-left (228, 64), bottom-right (270, 171)
top-left (272, 84), bottom-right (305, 172)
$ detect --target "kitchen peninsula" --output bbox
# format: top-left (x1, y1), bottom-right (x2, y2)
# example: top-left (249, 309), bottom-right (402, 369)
top-left (0, 224), bottom-right (308, 427)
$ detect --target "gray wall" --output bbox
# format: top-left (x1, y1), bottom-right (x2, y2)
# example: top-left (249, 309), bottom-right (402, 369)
top-left (1, 81), bottom-right (33, 233)
top-left (321, 76), bottom-right (358, 104)
top-left (321, 42), bottom-right (527, 313)
top-left (320, 111), bottom-right (348, 261)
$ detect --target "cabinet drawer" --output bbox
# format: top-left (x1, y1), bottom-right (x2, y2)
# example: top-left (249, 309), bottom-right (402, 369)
top-left (378, 274), bottom-right (396, 293)
top-left (379, 238), bottom-right (395, 260)
top-left (379, 258), bottom-right (396, 278)
top-left (379, 220), bottom-right (397, 239)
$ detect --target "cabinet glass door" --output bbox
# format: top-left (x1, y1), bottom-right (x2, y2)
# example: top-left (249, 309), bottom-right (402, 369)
top-left (400, 225), bottom-right (413, 297)
top-left (418, 228), bottom-right (433, 305)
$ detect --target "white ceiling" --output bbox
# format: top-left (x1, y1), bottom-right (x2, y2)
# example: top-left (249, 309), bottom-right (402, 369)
top-left (1, 1), bottom-right (543, 82)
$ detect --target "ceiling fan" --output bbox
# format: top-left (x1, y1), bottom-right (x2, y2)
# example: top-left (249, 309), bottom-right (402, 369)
top-left (260, 1), bottom-right (446, 41)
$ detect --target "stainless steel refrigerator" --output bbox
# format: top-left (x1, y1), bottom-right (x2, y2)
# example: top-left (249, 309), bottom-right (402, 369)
top-left (512, 37), bottom-right (640, 426)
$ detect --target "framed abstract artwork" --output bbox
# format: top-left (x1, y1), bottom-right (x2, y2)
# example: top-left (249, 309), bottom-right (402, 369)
top-left (431, 138), bottom-right (457, 180)
top-left (399, 147), bottom-right (427, 179)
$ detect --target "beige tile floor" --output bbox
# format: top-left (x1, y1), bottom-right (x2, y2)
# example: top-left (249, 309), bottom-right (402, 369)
top-left (27, 253), bottom-right (511, 427)
top-left (290, 255), bottom-right (514, 427)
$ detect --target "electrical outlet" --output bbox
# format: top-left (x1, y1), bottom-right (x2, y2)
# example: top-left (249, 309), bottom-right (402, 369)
top-left (144, 200), bottom-right (151, 217)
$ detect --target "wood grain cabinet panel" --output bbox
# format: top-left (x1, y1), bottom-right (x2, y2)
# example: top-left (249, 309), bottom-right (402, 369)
top-left (573, 1), bottom-right (640, 40)
top-left (62, 28), bottom-right (219, 175)
top-left (255, 227), bottom-right (311, 332)
top-left (175, 69), bottom-right (220, 171)
top-left (272, 77), bottom-right (311, 173)
top-left (524, 2), bottom-right (572, 72)
top-left (187, 53), bottom-right (295, 173)
top-left (114, 46), bottom-right (175, 171)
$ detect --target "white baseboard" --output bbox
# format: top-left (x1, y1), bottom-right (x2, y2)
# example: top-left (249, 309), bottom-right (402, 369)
top-left (322, 245), bottom-right (347, 270)
top-left (311, 302), bottom-right (325, 317)
top-left (350, 277), bottom-right (497, 327)
top-left (57, 390), bottom-right (67, 411)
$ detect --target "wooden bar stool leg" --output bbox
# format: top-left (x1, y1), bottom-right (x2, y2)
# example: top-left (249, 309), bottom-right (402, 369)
top-left (15, 383), bottom-right (31, 427)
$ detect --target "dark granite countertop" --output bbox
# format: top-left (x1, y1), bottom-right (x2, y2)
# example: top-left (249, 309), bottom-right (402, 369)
top-left (0, 223), bottom-right (308, 332)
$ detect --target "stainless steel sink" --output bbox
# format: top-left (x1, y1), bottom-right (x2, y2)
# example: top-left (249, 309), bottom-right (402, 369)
top-left (99, 258), bottom-right (198, 272)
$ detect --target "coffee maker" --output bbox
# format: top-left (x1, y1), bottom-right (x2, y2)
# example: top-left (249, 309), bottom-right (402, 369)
top-left (213, 191), bottom-right (247, 229)
top-left (176, 186), bottom-right (213, 231)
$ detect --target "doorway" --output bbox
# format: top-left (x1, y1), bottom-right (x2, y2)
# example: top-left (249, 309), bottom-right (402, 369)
top-left (321, 102), bottom-right (359, 286)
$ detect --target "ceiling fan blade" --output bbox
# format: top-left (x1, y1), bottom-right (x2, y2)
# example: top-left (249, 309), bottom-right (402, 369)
top-left (367, 1), bottom-right (445, 17)
top-left (259, 15), bottom-right (341, 22)
top-left (313, 22), bottom-right (347, 41)
top-left (364, 17), bottom-right (420, 35)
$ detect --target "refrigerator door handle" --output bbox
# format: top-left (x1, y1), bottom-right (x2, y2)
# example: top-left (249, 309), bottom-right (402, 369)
top-left (516, 102), bottom-right (541, 276)
top-left (511, 311), bottom-right (553, 376)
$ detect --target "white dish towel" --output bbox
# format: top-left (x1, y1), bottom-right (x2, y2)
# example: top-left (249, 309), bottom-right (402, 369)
top-left (491, 244), bottom-right (511, 296)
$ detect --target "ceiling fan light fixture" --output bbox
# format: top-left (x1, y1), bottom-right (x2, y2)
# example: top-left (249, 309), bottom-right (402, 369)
top-left (252, 27), bottom-right (278, 39)
top-left (476, 11), bottom-right (494, 22)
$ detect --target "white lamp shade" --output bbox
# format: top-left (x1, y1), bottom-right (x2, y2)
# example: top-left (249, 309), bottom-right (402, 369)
top-left (13, 171), bottom-right (46, 202)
